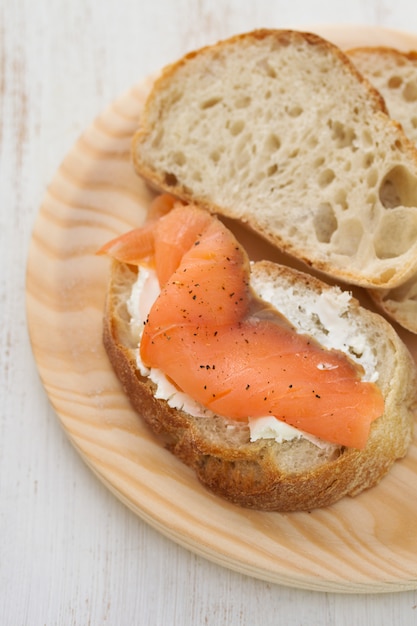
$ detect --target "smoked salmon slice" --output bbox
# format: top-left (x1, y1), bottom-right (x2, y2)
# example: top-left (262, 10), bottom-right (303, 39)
top-left (99, 200), bottom-right (385, 449)
top-left (97, 194), bottom-right (178, 269)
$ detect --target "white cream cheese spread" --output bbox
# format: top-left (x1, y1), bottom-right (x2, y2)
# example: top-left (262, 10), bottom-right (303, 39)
top-left (127, 265), bottom-right (378, 447)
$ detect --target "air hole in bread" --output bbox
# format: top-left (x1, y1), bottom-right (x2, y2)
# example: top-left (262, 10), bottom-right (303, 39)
top-left (318, 168), bottom-right (335, 187)
top-left (308, 136), bottom-right (318, 149)
top-left (313, 203), bottom-right (337, 243)
top-left (388, 75), bottom-right (403, 89)
top-left (210, 150), bottom-right (221, 164)
top-left (367, 168), bottom-right (378, 188)
top-left (334, 188), bottom-right (348, 211)
top-left (411, 117), bottom-right (417, 129)
top-left (379, 176), bottom-right (402, 208)
top-left (267, 164), bottom-right (278, 176)
top-left (313, 156), bottom-right (325, 169)
top-left (171, 86), bottom-right (185, 103)
top-left (192, 170), bottom-right (203, 183)
top-left (361, 129), bottom-right (373, 149)
top-left (379, 165), bottom-right (417, 208)
top-left (363, 153), bottom-right (374, 168)
top-left (403, 81), bottom-right (417, 102)
top-left (329, 120), bottom-right (357, 149)
top-left (164, 172), bottom-right (178, 186)
top-left (200, 96), bottom-right (223, 109)
top-left (332, 218), bottom-right (364, 256)
top-left (173, 151), bottom-right (186, 166)
top-left (374, 209), bottom-right (417, 258)
top-left (265, 133), bottom-right (281, 153)
top-left (256, 57), bottom-right (277, 78)
top-left (235, 95), bottom-right (251, 108)
top-left (229, 120), bottom-right (245, 136)
top-left (286, 105), bottom-right (303, 117)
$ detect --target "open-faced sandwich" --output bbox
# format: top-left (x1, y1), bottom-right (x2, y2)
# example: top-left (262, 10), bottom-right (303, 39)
top-left (98, 29), bottom-right (417, 512)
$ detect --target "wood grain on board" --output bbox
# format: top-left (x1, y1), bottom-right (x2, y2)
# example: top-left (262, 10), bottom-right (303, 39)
top-left (26, 27), bottom-right (417, 593)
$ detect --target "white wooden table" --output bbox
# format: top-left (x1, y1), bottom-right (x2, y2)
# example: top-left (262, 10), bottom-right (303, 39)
top-left (3, 0), bottom-right (417, 623)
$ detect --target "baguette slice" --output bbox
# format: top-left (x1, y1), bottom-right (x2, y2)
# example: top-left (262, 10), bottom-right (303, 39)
top-left (348, 46), bottom-right (417, 333)
top-left (348, 47), bottom-right (417, 144)
top-left (103, 258), bottom-right (417, 512)
top-left (132, 29), bottom-right (417, 291)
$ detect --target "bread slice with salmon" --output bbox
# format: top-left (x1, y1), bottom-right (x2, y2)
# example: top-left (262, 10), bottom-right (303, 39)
top-left (347, 46), bottom-right (417, 333)
top-left (99, 198), bottom-right (417, 512)
top-left (132, 29), bottom-right (417, 296)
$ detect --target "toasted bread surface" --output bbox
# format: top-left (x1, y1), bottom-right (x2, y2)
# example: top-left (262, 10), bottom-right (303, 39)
top-left (103, 259), bottom-right (417, 512)
top-left (132, 29), bottom-right (417, 291)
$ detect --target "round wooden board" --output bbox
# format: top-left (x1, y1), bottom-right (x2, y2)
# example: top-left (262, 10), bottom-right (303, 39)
top-left (26, 26), bottom-right (417, 593)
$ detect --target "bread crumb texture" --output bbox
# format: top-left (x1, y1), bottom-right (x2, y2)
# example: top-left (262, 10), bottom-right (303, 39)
top-left (348, 46), bottom-right (417, 332)
top-left (134, 30), bottom-right (417, 289)
top-left (349, 47), bottom-right (417, 143)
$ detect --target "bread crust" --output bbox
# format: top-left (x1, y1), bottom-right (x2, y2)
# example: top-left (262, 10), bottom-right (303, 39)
top-left (103, 260), bottom-right (417, 512)
top-left (349, 45), bottom-right (417, 63)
